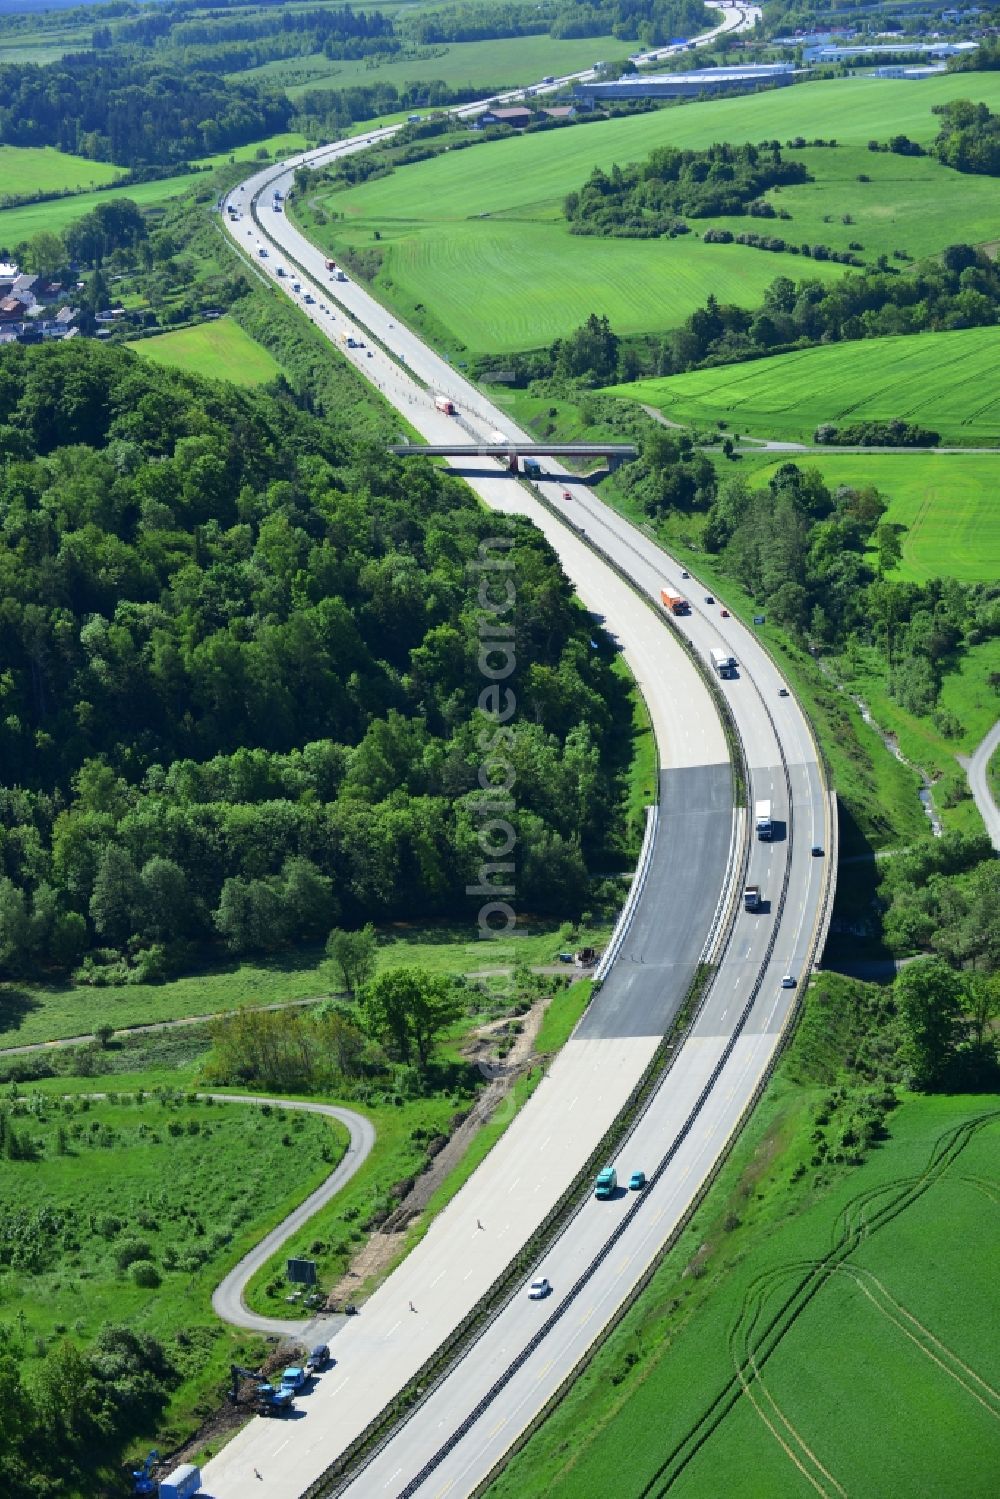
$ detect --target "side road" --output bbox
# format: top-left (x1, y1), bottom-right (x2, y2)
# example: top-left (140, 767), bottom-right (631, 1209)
top-left (204, 1093), bottom-right (376, 1339)
top-left (960, 719), bottom-right (1000, 850)
top-left (0, 966), bottom-right (577, 1058)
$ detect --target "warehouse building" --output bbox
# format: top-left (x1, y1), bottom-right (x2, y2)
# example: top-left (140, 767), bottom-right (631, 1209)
top-left (804, 40), bottom-right (978, 62)
top-left (574, 63), bottom-right (797, 104)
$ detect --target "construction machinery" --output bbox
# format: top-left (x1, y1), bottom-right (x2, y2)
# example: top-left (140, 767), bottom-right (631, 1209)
top-left (132, 1449), bottom-right (159, 1496)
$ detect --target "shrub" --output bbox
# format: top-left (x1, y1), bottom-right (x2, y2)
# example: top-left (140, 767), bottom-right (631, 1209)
top-left (116, 1239), bottom-right (155, 1271)
top-left (132, 1261), bottom-right (161, 1288)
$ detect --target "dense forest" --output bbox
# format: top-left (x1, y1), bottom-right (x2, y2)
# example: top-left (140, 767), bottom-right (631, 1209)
top-left (0, 1321), bottom-right (179, 1499)
top-left (403, 0), bottom-right (711, 44)
top-left (0, 0), bottom-right (718, 166)
top-left (565, 142), bottom-right (811, 236)
top-left (0, 342), bottom-right (630, 984)
top-left (0, 56), bottom-right (291, 164)
top-left (654, 242), bottom-right (1000, 373)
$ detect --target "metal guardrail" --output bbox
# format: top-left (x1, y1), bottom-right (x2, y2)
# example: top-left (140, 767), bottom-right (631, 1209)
top-left (229, 149), bottom-right (834, 1499)
top-left (593, 802), bottom-right (657, 985)
top-left (301, 490), bottom-right (757, 1499)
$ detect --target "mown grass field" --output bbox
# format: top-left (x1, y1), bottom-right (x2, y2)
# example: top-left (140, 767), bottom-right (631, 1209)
top-left (131, 316), bottom-right (284, 387)
top-left (300, 71), bottom-right (1000, 356)
top-left (608, 326), bottom-right (1000, 446)
top-left (0, 920), bottom-right (612, 1050)
top-left (697, 140), bottom-right (1000, 267)
top-left (237, 30), bottom-right (630, 98)
top-left (0, 143), bottom-right (123, 199)
top-left (742, 448), bottom-right (1000, 583)
top-left (488, 1070), bottom-right (1000, 1499)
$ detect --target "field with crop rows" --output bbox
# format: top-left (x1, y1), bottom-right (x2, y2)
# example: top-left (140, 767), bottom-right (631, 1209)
top-left (236, 31), bottom-right (629, 99)
top-left (610, 326), bottom-right (1000, 445)
top-left (306, 72), bottom-right (1000, 357)
top-left (0, 1091), bottom-right (344, 1347)
top-left (744, 449), bottom-right (1000, 584)
top-left (490, 1093), bottom-right (1000, 1499)
top-left (132, 316), bottom-right (284, 387)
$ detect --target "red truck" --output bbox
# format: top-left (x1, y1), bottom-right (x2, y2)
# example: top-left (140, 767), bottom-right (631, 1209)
top-left (660, 589), bottom-right (690, 615)
top-left (434, 394), bottom-right (456, 415)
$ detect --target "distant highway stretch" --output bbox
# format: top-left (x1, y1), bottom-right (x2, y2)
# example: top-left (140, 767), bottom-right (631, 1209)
top-left (203, 14), bottom-right (832, 1499)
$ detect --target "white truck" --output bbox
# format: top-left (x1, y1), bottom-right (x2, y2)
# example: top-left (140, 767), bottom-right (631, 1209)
top-left (710, 647), bottom-right (737, 679)
top-left (755, 799), bottom-right (773, 840)
top-left (158, 1464), bottom-right (201, 1499)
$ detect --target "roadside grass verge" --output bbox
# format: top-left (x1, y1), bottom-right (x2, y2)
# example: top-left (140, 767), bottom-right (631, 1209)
top-left (621, 667), bottom-right (657, 856)
top-left (130, 315), bottom-right (283, 386)
top-left (833, 636), bottom-right (1000, 837)
top-left (535, 980), bottom-right (594, 1056)
top-left (240, 1087), bottom-right (477, 1317)
top-left (487, 975), bottom-right (1000, 1499)
top-left (608, 327), bottom-right (1000, 448)
top-left (0, 1088), bottom-right (345, 1447)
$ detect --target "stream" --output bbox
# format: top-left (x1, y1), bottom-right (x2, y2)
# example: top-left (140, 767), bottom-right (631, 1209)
top-left (815, 659), bottom-right (943, 837)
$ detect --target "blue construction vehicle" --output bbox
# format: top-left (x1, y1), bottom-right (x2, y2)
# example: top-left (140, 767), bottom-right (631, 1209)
top-left (132, 1449), bottom-right (159, 1495)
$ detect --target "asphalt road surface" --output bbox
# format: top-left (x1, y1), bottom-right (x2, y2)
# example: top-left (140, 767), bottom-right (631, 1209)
top-left (201, 16), bottom-right (832, 1497)
top-left (962, 718), bottom-right (1000, 850)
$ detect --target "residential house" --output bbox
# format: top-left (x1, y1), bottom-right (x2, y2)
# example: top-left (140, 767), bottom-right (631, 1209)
top-left (0, 296), bottom-right (30, 323)
top-left (474, 106), bottom-right (534, 129)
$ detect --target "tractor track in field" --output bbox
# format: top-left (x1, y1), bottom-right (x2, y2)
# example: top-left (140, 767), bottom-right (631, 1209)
top-left (635, 1108), bottom-right (1000, 1497)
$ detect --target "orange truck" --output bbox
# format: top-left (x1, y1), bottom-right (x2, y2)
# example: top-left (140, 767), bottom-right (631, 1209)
top-left (661, 589), bottom-right (690, 615)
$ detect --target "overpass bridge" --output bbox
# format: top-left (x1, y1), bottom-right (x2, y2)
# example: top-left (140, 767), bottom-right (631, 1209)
top-left (388, 441), bottom-right (638, 473)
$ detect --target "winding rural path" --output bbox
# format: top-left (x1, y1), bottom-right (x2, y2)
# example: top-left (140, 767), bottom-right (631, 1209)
top-left (205, 1094), bottom-right (376, 1339)
top-left (960, 720), bottom-right (1000, 851)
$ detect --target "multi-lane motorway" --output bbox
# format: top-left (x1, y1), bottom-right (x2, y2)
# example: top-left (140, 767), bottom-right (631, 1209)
top-left (202, 13), bottom-right (831, 1497)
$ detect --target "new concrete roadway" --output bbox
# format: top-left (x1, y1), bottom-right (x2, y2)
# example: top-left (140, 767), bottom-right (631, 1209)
top-left (202, 20), bottom-right (828, 1498)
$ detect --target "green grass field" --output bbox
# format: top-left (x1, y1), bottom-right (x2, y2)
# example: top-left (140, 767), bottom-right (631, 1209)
top-left (193, 130), bottom-right (311, 171)
top-left (234, 32), bottom-right (629, 99)
top-left (0, 1085), bottom-right (348, 1453)
top-left (489, 1075), bottom-right (1000, 1499)
top-left (0, 131), bottom-right (307, 247)
top-left (0, 1091), bottom-right (343, 1347)
top-left (0, 144), bottom-right (123, 201)
top-left (608, 326), bottom-right (1000, 446)
top-left (742, 448), bottom-right (1000, 583)
top-left (0, 173), bottom-right (206, 245)
top-left (131, 316), bottom-right (284, 387)
top-left (299, 72), bottom-right (1000, 356)
top-left (0, 920), bottom-right (612, 1051)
